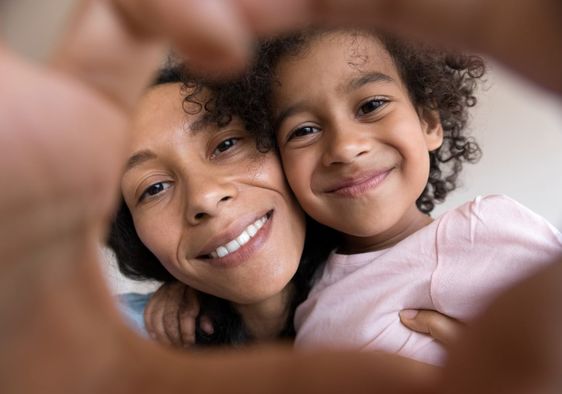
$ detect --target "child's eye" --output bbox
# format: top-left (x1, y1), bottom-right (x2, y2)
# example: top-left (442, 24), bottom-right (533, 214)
top-left (211, 137), bottom-right (240, 158)
top-left (139, 181), bottom-right (172, 203)
top-left (357, 98), bottom-right (388, 116)
top-left (287, 126), bottom-right (320, 141)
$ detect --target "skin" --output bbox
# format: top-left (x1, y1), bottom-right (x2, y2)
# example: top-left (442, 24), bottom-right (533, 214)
top-left (274, 32), bottom-right (443, 253)
top-left (1, 0), bottom-right (562, 393)
top-left (122, 82), bottom-right (305, 338)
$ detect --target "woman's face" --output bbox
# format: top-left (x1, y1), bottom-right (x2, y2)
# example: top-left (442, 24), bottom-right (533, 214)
top-left (121, 83), bottom-right (305, 304)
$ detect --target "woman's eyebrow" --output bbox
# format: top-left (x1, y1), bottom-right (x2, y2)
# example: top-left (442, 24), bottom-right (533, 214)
top-left (124, 150), bottom-right (157, 173)
top-left (340, 71), bottom-right (394, 94)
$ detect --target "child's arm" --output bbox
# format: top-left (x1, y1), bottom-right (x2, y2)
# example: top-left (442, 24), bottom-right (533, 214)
top-left (144, 281), bottom-right (214, 347)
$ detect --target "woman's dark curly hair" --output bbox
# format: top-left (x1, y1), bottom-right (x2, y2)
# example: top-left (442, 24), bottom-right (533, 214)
top-left (235, 29), bottom-right (485, 214)
top-left (107, 64), bottom-right (337, 347)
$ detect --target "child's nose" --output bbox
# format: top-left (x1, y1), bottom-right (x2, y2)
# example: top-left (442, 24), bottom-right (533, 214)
top-left (321, 126), bottom-right (371, 166)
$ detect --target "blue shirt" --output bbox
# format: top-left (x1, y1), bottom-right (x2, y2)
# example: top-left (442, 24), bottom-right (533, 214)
top-left (118, 292), bottom-right (153, 337)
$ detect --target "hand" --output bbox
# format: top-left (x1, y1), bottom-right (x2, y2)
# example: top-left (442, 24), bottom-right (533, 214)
top-left (442, 261), bottom-right (562, 394)
top-left (230, 0), bottom-right (562, 93)
top-left (400, 309), bottom-right (463, 347)
top-left (144, 282), bottom-right (213, 347)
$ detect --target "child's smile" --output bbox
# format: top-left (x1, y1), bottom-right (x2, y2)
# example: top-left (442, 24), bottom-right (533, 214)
top-left (272, 31), bottom-right (444, 252)
top-left (323, 166), bottom-right (394, 198)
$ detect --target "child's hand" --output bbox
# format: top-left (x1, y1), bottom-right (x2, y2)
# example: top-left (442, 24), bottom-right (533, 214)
top-left (399, 309), bottom-right (463, 347)
top-left (144, 282), bottom-right (214, 347)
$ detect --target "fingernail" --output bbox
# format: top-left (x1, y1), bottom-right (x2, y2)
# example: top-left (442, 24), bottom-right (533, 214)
top-left (400, 309), bottom-right (418, 319)
top-left (201, 320), bottom-right (215, 335)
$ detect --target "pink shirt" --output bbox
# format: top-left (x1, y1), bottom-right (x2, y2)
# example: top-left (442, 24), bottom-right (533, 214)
top-left (294, 195), bottom-right (562, 365)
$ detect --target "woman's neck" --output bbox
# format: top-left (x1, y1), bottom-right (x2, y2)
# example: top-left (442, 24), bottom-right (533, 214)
top-left (233, 284), bottom-right (294, 341)
top-left (341, 205), bottom-right (433, 254)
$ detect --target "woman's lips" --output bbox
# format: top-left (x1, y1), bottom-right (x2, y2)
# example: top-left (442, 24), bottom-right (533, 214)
top-left (325, 168), bottom-right (393, 198)
top-left (199, 210), bottom-right (273, 268)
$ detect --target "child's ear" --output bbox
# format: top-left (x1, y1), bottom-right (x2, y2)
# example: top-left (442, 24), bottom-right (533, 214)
top-left (418, 107), bottom-right (443, 151)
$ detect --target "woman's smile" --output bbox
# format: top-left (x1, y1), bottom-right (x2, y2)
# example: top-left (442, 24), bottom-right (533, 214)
top-left (199, 210), bottom-right (274, 268)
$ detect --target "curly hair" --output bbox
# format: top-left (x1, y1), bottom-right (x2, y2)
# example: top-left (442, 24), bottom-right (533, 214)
top-left (227, 29), bottom-right (485, 214)
top-left (107, 64), bottom-right (337, 346)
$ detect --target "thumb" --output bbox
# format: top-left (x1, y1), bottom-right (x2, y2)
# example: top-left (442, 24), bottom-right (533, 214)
top-left (400, 309), bottom-right (462, 346)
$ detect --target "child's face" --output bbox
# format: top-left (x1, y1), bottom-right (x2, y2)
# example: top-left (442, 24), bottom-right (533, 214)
top-left (272, 32), bottom-right (443, 251)
top-left (121, 83), bottom-right (305, 304)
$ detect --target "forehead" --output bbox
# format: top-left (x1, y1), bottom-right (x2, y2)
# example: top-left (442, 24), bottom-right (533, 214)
top-left (130, 83), bottom-right (224, 151)
top-left (132, 83), bottom-right (189, 143)
top-left (275, 31), bottom-right (401, 90)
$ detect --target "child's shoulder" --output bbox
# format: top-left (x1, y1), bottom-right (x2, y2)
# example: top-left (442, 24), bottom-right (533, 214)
top-left (439, 194), bottom-right (561, 242)
top-left (457, 194), bottom-right (530, 216)
top-left (452, 194), bottom-right (545, 221)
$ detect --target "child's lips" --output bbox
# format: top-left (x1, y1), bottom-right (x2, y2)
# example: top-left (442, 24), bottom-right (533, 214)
top-left (324, 168), bottom-right (394, 197)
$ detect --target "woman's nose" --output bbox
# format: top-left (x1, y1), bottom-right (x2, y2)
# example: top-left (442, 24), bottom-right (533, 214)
top-left (185, 176), bottom-right (237, 224)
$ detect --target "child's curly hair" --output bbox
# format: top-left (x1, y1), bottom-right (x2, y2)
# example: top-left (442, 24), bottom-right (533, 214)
top-left (203, 29), bottom-right (485, 214)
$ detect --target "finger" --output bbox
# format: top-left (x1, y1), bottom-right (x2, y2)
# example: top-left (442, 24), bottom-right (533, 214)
top-left (52, 0), bottom-right (253, 112)
top-left (178, 287), bottom-right (201, 346)
top-left (236, 0), bottom-right (562, 93)
top-left (162, 283), bottom-right (186, 346)
top-left (232, 0), bottom-right (312, 37)
top-left (51, 0), bottom-right (165, 111)
top-left (143, 288), bottom-right (159, 339)
top-left (144, 286), bottom-right (173, 345)
top-left (115, 0), bottom-right (253, 77)
top-left (400, 309), bottom-right (462, 346)
top-left (199, 315), bottom-right (215, 336)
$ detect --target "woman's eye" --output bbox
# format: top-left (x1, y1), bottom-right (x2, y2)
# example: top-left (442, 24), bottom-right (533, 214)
top-left (139, 181), bottom-right (171, 202)
top-left (358, 98), bottom-right (387, 116)
top-left (287, 126), bottom-right (320, 141)
top-left (211, 137), bottom-right (240, 158)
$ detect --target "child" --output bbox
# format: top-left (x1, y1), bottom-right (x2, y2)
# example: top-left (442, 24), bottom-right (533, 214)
top-left (244, 28), bottom-right (562, 365)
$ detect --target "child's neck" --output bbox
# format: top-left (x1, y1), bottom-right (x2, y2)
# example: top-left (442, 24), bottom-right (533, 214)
top-left (340, 205), bottom-right (433, 254)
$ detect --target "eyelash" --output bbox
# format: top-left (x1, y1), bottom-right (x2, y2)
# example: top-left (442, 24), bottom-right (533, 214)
top-left (287, 125), bottom-right (320, 142)
top-left (210, 137), bottom-right (241, 158)
top-left (136, 137), bottom-right (242, 204)
top-left (357, 97), bottom-right (388, 116)
top-left (285, 98), bottom-right (389, 142)
top-left (139, 181), bottom-right (172, 203)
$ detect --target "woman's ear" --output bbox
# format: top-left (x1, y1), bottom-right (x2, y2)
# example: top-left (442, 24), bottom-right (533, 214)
top-left (419, 107), bottom-right (444, 151)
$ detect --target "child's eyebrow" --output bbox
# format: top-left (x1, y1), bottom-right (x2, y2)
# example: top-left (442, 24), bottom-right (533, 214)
top-left (341, 72), bottom-right (394, 95)
top-left (273, 100), bottom-right (314, 132)
top-left (274, 72), bottom-right (394, 129)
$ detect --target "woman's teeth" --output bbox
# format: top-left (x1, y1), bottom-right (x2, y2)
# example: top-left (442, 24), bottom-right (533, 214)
top-left (209, 215), bottom-right (268, 259)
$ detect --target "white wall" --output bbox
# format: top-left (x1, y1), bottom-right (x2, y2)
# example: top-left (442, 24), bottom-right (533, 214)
top-left (3, 1), bottom-right (562, 295)
top-left (433, 63), bottom-right (562, 229)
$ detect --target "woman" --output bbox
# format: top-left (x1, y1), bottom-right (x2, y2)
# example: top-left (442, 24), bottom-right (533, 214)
top-left (109, 66), bottom-right (459, 347)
